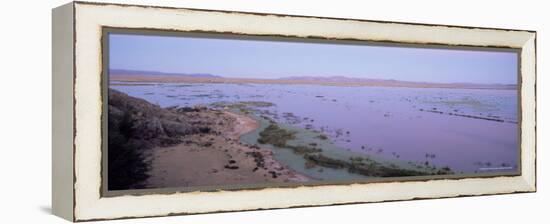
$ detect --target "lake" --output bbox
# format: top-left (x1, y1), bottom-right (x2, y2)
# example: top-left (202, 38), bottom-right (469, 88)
top-left (111, 81), bottom-right (518, 179)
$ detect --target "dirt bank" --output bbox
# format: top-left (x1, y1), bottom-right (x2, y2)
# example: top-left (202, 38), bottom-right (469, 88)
top-left (144, 110), bottom-right (309, 189)
top-left (107, 88), bottom-right (308, 190)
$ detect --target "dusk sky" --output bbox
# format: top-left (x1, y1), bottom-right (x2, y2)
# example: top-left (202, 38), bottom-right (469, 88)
top-left (109, 33), bottom-right (518, 84)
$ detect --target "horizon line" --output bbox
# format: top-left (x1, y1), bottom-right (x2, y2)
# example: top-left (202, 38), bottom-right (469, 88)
top-left (109, 68), bottom-right (518, 86)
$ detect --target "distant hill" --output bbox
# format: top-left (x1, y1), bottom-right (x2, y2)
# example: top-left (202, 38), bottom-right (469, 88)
top-left (110, 69), bottom-right (221, 78)
top-left (109, 72), bottom-right (516, 90)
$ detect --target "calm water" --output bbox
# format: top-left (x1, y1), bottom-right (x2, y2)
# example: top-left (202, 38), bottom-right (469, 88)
top-left (111, 82), bottom-right (518, 175)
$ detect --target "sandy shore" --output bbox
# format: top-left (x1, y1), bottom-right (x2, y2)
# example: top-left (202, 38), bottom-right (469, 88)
top-left (143, 110), bottom-right (309, 189)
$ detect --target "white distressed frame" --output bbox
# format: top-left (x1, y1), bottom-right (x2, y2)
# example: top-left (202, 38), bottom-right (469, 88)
top-left (68, 1), bottom-right (535, 221)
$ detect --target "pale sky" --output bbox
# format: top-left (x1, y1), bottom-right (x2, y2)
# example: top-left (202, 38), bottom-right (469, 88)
top-left (109, 33), bottom-right (518, 84)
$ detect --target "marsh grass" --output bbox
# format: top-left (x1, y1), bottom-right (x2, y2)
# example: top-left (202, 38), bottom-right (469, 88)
top-left (257, 122), bottom-right (455, 178)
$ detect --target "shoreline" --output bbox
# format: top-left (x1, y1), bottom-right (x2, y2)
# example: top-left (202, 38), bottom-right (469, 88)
top-left (240, 114), bottom-right (455, 180)
top-left (143, 109), bottom-right (309, 189)
top-left (110, 74), bottom-right (517, 91)
top-left (224, 111), bottom-right (311, 181)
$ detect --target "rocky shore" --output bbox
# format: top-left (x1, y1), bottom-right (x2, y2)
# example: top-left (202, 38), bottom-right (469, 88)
top-left (107, 89), bottom-right (307, 190)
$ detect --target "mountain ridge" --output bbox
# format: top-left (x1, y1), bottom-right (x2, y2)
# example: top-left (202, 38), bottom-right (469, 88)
top-left (109, 70), bottom-right (516, 90)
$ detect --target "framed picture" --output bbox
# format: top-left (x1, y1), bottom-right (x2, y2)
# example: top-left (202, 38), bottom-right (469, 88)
top-left (52, 1), bottom-right (536, 221)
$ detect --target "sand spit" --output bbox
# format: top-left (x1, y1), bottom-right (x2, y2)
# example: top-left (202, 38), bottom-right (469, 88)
top-left (144, 110), bottom-right (309, 189)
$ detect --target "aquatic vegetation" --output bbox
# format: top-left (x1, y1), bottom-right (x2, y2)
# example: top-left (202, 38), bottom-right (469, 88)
top-left (192, 94), bottom-right (213, 97)
top-left (286, 145), bottom-right (322, 154)
top-left (257, 124), bottom-right (296, 147)
top-left (258, 124), bottom-right (321, 154)
top-left (216, 101), bottom-right (274, 108)
top-left (210, 101), bottom-right (275, 116)
top-left (425, 153), bottom-right (436, 159)
top-left (420, 108), bottom-right (510, 123)
top-left (316, 134), bottom-right (328, 140)
top-left (257, 120), bottom-right (454, 177)
top-left (303, 154), bottom-right (348, 169)
top-left (303, 153), bottom-right (451, 177)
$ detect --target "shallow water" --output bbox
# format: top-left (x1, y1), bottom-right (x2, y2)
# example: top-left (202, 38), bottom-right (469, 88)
top-left (111, 82), bottom-right (518, 175)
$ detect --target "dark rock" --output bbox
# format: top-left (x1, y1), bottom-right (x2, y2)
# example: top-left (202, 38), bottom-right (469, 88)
top-left (198, 127), bottom-right (211, 134)
top-left (268, 171), bottom-right (278, 178)
top-left (224, 165), bottom-right (239, 169)
top-left (177, 107), bottom-right (199, 113)
top-left (107, 89), bottom-right (216, 190)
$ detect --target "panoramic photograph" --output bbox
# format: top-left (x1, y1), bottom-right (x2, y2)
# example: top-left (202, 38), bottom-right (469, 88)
top-left (106, 32), bottom-right (519, 191)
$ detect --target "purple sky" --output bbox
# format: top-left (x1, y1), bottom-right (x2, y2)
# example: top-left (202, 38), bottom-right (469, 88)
top-left (109, 33), bottom-right (518, 84)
